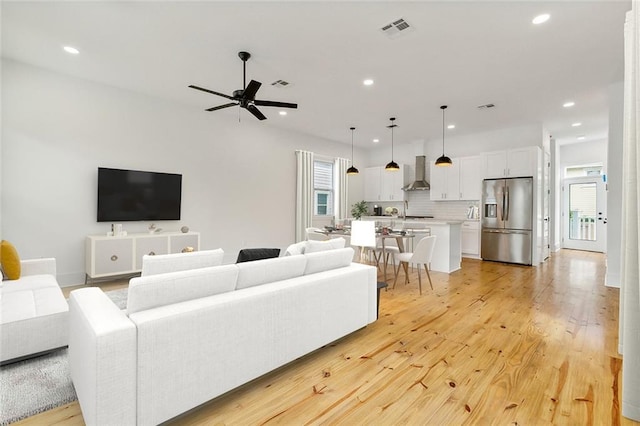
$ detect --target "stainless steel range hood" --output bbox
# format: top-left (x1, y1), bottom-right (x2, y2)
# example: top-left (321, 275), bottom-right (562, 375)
top-left (402, 155), bottom-right (430, 191)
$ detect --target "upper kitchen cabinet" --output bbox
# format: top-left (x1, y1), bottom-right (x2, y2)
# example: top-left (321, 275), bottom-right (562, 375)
top-left (364, 165), bottom-right (408, 202)
top-left (430, 156), bottom-right (481, 201)
top-left (459, 156), bottom-right (482, 200)
top-left (430, 160), bottom-right (460, 200)
top-left (482, 147), bottom-right (540, 179)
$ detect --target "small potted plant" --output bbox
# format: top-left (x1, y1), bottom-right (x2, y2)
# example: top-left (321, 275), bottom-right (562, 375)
top-left (351, 200), bottom-right (368, 220)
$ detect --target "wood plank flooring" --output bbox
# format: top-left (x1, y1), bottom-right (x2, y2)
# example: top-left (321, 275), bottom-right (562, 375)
top-left (20, 250), bottom-right (638, 425)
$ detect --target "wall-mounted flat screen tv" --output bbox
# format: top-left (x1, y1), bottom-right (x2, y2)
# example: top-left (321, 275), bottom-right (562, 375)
top-left (97, 167), bottom-right (182, 222)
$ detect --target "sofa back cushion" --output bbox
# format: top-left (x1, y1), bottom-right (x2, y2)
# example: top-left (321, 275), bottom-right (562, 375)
top-left (284, 241), bottom-right (307, 256)
top-left (127, 264), bottom-right (238, 314)
top-left (236, 255), bottom-right (307, 290)
top-left (304, 237), bottom-right (346, 254)
top-left (141, 249), bottom-right (224, 276)
top-left (304, 247), bottom-right (354, 275)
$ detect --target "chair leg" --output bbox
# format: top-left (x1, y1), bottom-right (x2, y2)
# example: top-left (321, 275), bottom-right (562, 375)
top-left (424, 264), bottom-right (433, 290)
top-left (417, 266), bottom-right (422, 295)
top-left (393, 261), bottom-right (401, 289)
top-left (403, 262), bottom-right (409, 285)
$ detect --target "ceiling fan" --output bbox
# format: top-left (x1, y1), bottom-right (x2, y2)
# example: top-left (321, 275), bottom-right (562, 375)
top-left (188, 51), bottom-right (298, 121)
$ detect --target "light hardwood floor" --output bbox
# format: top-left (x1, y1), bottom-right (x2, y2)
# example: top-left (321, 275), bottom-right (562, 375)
top-left (20, 250), bottom-right (639, 425)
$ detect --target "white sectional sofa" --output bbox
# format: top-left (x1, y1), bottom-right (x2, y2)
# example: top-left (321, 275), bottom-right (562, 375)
top-left (0, 258), bottom-right (68, 364)
top-left (69, 247), bottom-right (377, 425)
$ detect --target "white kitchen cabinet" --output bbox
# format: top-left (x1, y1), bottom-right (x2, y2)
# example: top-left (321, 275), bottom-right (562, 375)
top-left (86, 231), bottom-right (200, 281)
top-left (461, 221), bottom-right (480, 258)
top-left (459, 156), bottom-right (482, 200)
top-left (430, 160), bottom-right (460, 200)
top-left (364, 165), bottom-right (407, 202)
top-left (482, 147), bottom-right (539, 178)
top-left (430, 156), bottom-right (481, 201)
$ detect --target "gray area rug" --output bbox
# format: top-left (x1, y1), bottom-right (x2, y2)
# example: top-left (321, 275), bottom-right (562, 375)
top-left (0, 288), bottom-right (127, 425)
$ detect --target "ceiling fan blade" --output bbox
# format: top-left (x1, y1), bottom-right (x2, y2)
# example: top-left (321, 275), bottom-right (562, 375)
top-left (205, 102), bottom-right (238, 112)
top-left (254, 100), bottom-right (298, 109)
top-left (246, 104), bottom-right (267, 120)
top-left (188, 85), bottom-right (234, 100)
top-left (243, 80), bottom-right (262, 100)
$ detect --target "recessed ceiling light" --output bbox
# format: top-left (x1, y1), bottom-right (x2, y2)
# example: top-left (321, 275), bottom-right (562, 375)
top-left (577, 135), bottom-right (586, 140)
top-left (279, 111), bottom-right (287, 116)
top-left (563, 101), bottom-right (575, 108)
top-left (363, 79), bottom-right (374, 86)
top-left (572, 122), bottom-right (582, 127)
top-left (447, 124), bottom-right (456, 129)
top-left (63, 46), bottom-right (80, 55)
top-left (532, 14), bottom-right (550, 25)
top-left (373, 139), bottom-right (379, 143)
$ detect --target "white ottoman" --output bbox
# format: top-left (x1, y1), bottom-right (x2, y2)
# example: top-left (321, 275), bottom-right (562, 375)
top-left (0, 259), bottom-right (69, 364)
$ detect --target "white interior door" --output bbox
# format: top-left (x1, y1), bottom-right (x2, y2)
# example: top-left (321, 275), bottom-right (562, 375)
top-left (543, 152), bottom-right (550, 260)
top-left (562, 176), bottom-right (607, 252)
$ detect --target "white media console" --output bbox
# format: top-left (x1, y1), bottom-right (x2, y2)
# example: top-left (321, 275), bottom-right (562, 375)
top-left (85, 231), bottom-right (200, 282)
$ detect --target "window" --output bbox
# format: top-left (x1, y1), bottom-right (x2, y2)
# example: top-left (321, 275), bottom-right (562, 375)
top-left (314, 160), bottom-right (334, 216)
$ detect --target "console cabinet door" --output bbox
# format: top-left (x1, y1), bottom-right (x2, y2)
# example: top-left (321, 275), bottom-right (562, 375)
top-left (169, 233), bottom-right (200, 254)
top-left (135, 235), bottom-right (169, 269)
top-left (91, 238), bottom-right (134, 277)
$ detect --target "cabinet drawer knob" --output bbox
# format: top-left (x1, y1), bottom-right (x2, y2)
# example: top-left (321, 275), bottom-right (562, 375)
top-left (110, 255), bottom-right (118, 261)
top-left (148, 251), bottom-right (156, 256)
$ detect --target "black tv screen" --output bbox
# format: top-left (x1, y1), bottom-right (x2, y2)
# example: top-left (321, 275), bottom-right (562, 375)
top-left (97, 167), bottom-right (182, 222)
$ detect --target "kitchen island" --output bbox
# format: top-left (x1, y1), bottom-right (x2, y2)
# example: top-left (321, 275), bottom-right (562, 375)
top-left (361, 217), bottom-right (462, 273)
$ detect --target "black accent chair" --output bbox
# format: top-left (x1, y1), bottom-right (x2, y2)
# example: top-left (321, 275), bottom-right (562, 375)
top-left (236, 248), bottom-right (281, 263)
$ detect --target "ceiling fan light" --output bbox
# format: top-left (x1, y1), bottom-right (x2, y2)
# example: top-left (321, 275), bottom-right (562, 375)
top-left (347, 165), bottom-right (360, 175)
top-left (435, 155), bottom-right (453, 167)
top-left (385, 161), bottom-right (400, 171)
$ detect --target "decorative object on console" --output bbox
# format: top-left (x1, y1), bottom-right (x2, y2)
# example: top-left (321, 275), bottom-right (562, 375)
top-left (435, 105), bottom-right (453, 167)
top-left (385, 117), bottom-right (400, 171)
top-left (346, 127), bottom-right (359, 175)
top-left (181, 226), bottom-right (189, 233)
top-left (188, 51), bottom-right (298, 121)
top-left (181, 246), bottom-right (195, 253)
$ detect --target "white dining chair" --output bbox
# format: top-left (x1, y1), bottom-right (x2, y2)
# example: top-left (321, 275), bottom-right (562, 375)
top-left (350, 221), bottom-right (376, 264)
top-left (393, 235), bottom-right (437, 295)
top-left (374, 236), bottom-right (399, 277)
top-left (306, 227), bottom-right (329, 241)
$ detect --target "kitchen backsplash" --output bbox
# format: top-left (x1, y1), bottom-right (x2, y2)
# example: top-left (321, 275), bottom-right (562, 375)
top-left (365, 191), bottom-right (479, 221)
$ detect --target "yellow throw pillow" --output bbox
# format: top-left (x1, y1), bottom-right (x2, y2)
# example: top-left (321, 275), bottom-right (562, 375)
top-left (0, 240), bottom-right (21, 280)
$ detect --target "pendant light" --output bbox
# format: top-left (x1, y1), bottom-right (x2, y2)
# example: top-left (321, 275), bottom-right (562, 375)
top-left (385, 117), bottom-right (400, 171)
top-left (346, 127), bottom-right (359, 175)
top-left (435, 105), bottom-right (453, 167)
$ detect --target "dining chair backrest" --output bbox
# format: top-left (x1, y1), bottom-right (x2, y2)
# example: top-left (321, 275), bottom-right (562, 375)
top-left (306, 227), bottom-right (329, 241)
top-left (411, 235), bottom-right (437, 265)
top-left (350, 220), bottom-right (376, 248)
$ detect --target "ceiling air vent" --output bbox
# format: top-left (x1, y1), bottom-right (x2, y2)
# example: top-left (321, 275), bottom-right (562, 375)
top-left (477, 103), bottom-right (496, 109)
top-left (380, 18), bottom-right (414, 38)
top-left (271, 79), bottom-right (290, 88)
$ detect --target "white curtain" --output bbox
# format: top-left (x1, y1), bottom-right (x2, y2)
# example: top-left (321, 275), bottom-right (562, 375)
top-left (295, 150), bottom-right (314, 243)
top-left (621, 4), bottom-right (640, 421)
top-left (335, 157), bottom-right (350, 220)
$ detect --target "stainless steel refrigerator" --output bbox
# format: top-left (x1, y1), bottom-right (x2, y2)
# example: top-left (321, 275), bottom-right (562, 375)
top-left (481, 177), bottom-right (533, 265)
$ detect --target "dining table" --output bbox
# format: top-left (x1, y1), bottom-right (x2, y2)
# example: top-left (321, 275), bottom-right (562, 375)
top-left (316, 228), bottom-right (415, 281)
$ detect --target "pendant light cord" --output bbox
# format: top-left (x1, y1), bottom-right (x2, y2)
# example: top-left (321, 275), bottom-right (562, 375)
top-left (441, 106), bottom-right (446, 155)
top-left (351, 127), bottom-right (355, 162)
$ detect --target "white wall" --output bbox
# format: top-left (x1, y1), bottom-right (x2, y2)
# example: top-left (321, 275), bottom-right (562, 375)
top-left (1, 59), bottom-right (363, 285)
top-left (559, 139), bottom-right (608, 171)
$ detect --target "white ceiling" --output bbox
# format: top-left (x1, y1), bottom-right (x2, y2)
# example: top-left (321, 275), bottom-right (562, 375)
top-left (1, 1), bottom-right (631, 149)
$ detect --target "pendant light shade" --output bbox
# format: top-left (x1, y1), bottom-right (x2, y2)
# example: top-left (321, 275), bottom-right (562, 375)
top-left (385, 117), bottom-right (400, 171)
top-left (346, 126), bottom-right (359, 175)
top-left (435, 105), bottom-right (453, 167)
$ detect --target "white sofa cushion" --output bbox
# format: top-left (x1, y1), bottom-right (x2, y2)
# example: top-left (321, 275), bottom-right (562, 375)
top-left (141, 249), bottom-right (224, 276)
top-left (236, 255), bottom-right (307, 290)
top-left (304, 237), bottom-right (346, 254)
top-left (284, 241), bottom-right (307, 256)
top-left (304, 247), bottom-right (354, 275)
top-left (127, 265), bottom-right (238, 314)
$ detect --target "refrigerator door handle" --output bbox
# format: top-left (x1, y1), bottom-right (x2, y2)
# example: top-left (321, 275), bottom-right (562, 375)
top-left (504, 185), bottom-right (510, 221)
